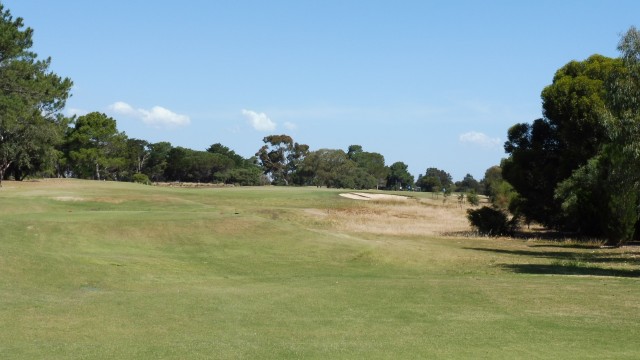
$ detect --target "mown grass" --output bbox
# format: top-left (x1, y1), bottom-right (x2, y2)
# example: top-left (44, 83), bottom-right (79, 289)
top-left (1, 179), bottom-right (639, 359)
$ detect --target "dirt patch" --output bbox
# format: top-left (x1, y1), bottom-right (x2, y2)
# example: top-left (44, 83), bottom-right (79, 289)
top-left (339, 192), bottom-right (409, 201)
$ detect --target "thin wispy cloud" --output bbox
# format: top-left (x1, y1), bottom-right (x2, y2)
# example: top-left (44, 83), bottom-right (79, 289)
top-left (109, 101), bottom-right (190, 128)
top-left (459, 131), bottom-right (501, 148)
top-left (242, 109), bottom-right (277, 132)
top-left (283, 121), bottom-right (297, 130)
top-left (65, 107), bottom-right (88, 117)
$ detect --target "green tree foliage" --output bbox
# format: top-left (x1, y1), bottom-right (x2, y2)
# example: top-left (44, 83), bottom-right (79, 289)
top-left (346, 145), bottom-right (363, 159)
top-left (541, 55), bottom-right (623, 176)
top-left (504, 28), bottom-right (640, 245)
top-left (217, 166), bottom-right (263, 186)
top-left (481, 165), bottom-right (502, 196)
top-left (143, 141), bottom-right (172, 182)
top-left (503, 54), bottom-right (624, 230)
top-left (207, 143), bottom-right (247, 168)
top-left (66, 112), bottom-right (127, 180)
top-left (164, 147), bottom-right (234, 183)
top-left (466, 190), bottom-right (480, 206)
top-left (207, 142), bottom-right (262, 185)
top-left (455, 173), bottom-right (480, 193)
top-left (132, 172), bottom-right (151, 185)
top-left (0, 5), bottom-right (72, 185)
top-left (583, 27), bottom-right (640, 244)
top-left (256, 134), bottom-right (309, 185)
top-left (386, 162), bottom-right (414, 190)
top-left (416, 167), bottom-right (452, 192)
top-left (467, 206), bottom-right (518, 236)
top-left (347, 145), bottom-right (389, 189)
top-left (299, 148), bottom-right (377, 189)
top-left (481, 164), bottom-right (517, 210)
top-left (554, 155), bottom-right (611, 239)
top-left (125, 138), bottom-right (150, 176)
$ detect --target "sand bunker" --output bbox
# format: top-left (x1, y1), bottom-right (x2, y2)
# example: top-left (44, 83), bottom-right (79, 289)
top-left (339, 192), bottom-right (409, 201)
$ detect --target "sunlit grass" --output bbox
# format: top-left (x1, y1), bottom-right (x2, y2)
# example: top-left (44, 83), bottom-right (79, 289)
top-left (1, 180), bottom-right (639, 359)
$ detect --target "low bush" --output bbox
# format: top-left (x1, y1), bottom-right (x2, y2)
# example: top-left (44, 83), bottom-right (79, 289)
top-left (466, 206), bottom-right (518, 236)
top-left (132, 173), bottom-right (151, 185)
top-left (466, 190), bottom-right (480, 206)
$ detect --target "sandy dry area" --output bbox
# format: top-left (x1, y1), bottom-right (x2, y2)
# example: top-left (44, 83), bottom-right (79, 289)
top-left (339, 192), bottom-right (409, 201)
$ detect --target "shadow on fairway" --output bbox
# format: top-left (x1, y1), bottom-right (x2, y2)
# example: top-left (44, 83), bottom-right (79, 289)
top-left (467, 247), bottom-right (640, 264)
top-left (466, 247), bottom-right (640, 278)
top-left (501, 263), bottom-right (640, 278)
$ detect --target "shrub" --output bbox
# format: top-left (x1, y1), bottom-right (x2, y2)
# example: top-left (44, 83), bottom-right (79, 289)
top-left (466, 206), bottom-right (518, 236)
top-left (467, 190), bottom-right (480, 206)
top-left (132, 173), bottom-right (151, 185)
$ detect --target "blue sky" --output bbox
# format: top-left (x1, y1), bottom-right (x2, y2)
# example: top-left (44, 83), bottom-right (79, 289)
top-left (5, 1), bottom-right (639, 181)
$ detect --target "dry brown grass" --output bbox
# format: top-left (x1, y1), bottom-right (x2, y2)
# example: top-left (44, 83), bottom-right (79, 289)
top-left (326, 197), bottom-right (474, 237)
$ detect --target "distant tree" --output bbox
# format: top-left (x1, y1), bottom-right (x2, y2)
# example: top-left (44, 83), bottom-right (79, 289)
top-left (386, 162), bottom-right (414, 190)
top-left (455, 173), bottom-right (480, 193)
top-left (216, 166), bottom-right (262, 186)
top-left (143, 141), bottom-right (172, 182)
top-left (299, 148), bottom-right (378, 189)
top-left (346, 145), bottom-right (363, 159)
top-left (348, 146), bottom-right (388, 189)
top-left (300, 149), bottom-right (346, 187)
top-left (416, 167), bottom-right (452, 192)
top-left (207, 143), bottom-right (246, 168)
top-left (480, 164), bottom-right (517, 210)
top-left (481, 165), bottom-right (503, 196)
top-left (124, 138), bottom-right (150, 179)
top-left (205, 142), bottom-right (262, 184)
top-left (66, 112), bottom-right (127, 180)
top-left (256, 134), bottom-right (309, 185)
top-left (0, 5), bottom-right (73, 185)
top-left (416, 173), bottom-right (441, 193)
top-left (164, 147), bottom-right (234, 183)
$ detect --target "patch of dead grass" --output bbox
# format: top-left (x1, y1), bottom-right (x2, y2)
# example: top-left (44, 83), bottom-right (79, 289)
top-left (327, 199), bottom-right (473, 237)
top-left (339, 192), bottom-right (409, 201)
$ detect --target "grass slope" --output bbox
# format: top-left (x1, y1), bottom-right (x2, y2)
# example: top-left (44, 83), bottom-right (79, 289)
top-left (1, 180), bottom-right (639, 359)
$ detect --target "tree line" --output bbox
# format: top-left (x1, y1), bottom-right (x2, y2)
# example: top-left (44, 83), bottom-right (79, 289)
top-left (1, 4), bottom-right (490, 192)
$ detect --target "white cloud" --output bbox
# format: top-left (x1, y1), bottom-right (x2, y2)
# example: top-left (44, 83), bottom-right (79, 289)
top-left (283, 121), bottom-right (297, 130)
top-left (65, 107), bottom-right (88, 117)
top-left (109, 101), bottom-right (190, 128)
top-left (459, 131), bottom-right (501, 148)
top-left (241, 109), bottom-right (276, 132)
top-left (139, 106), bottom-right (190, 127)
top-left (110, 101), bottom-right (136, 115)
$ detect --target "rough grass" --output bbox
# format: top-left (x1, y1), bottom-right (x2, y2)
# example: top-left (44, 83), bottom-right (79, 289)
top-left (1, 180), bottom-right (639, 359)
top-left (325, 196), bottom-right (472, 236)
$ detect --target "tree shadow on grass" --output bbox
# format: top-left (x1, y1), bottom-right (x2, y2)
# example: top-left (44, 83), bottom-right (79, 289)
top-left (527, 244), bottom-right (602, 250)
top-left (467, 247), bottom-right (640, 265)
top-left (466, 247), bottom-right (640, 278)
top-left (501, 263), bottom-right (640, 278)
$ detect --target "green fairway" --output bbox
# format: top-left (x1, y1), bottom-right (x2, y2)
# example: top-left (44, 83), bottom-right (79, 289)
top-left (1, 180), bottom-right (639, 359)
